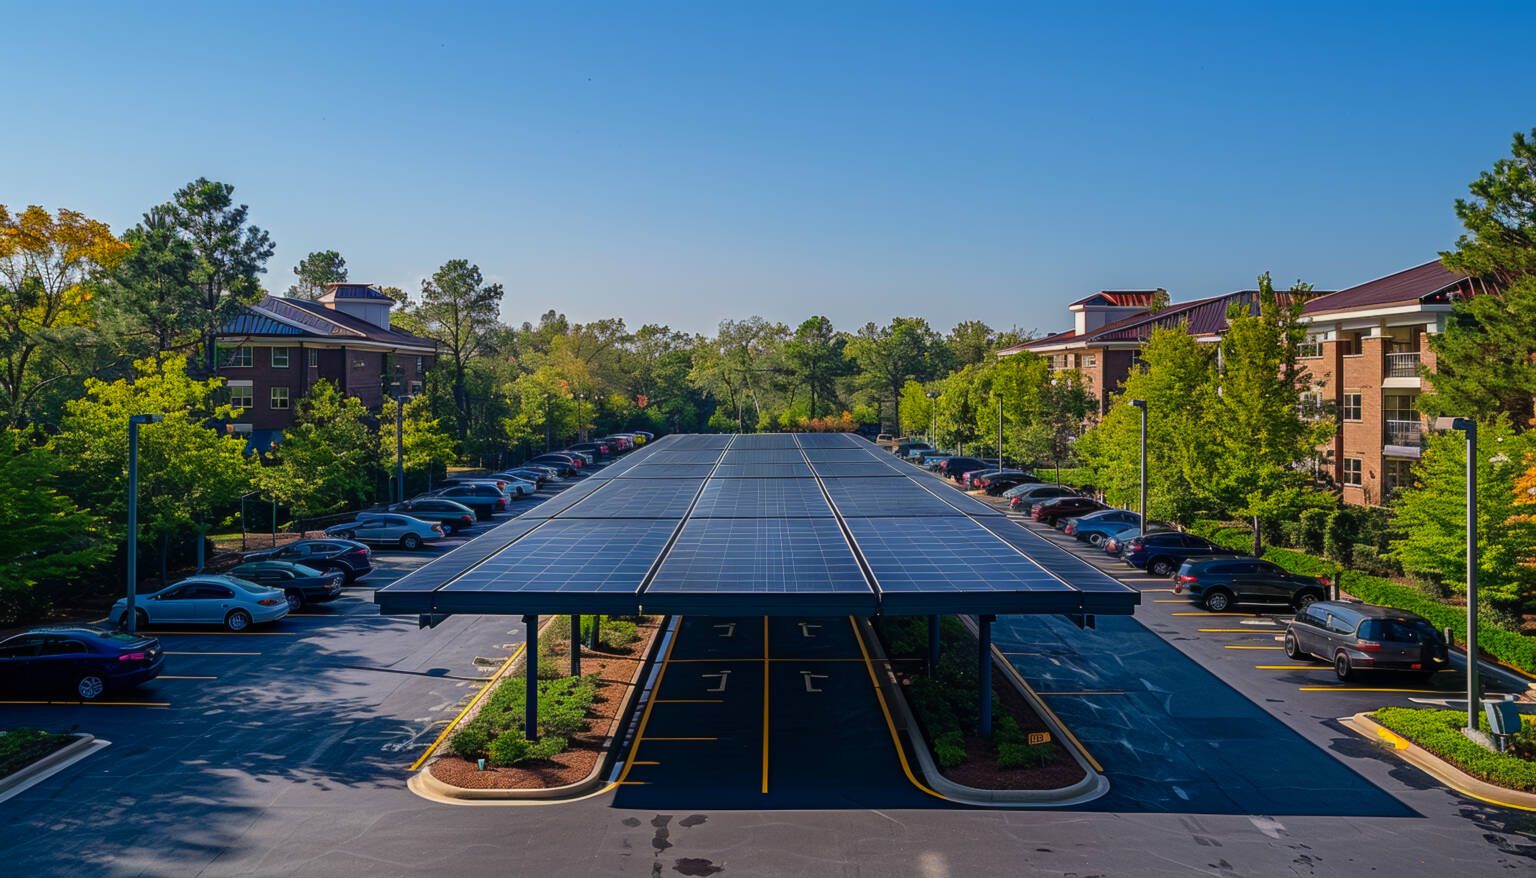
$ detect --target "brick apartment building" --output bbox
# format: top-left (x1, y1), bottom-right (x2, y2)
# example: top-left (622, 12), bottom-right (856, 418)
top-left (213, 283), bottom-right (438, 451)
top-left (1003, 259), bottom-right (1484, 507)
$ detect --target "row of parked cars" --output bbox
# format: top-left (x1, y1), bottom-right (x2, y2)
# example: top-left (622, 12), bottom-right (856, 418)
top-left (0, 432), bottom-right (657, 699)
top-left (890, 437), bottom-right (1451, 683)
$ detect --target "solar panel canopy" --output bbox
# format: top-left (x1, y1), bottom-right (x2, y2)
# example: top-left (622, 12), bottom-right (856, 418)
top-left (376, 433), bottom-right (1138, 618)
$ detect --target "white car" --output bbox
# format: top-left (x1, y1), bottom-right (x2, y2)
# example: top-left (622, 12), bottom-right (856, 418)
top-left (326, 514), bottom-right (445, 550)
top-left (110, 575), bottom-right (289, 632)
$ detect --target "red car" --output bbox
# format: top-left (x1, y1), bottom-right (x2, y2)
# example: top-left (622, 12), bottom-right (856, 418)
top-left (1032, 496), bottom-right (1105, 527)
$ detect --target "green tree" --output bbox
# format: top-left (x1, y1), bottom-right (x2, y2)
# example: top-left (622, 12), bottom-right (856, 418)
top-left (946, 320), bottom-right (997, 367)
top-left (783, 316), bottom-right (849, 419)
top-left (689, 318), bottom-right (786, 432)
top-left (1208, 274), bottom-right (1332, 553)
top-left (503, 366), bottom-right (574, 452)
top-left (897, 379), bottom-right (936, 441)
top-left (380, 395), bottom-right (458, 495)
top-left (162, 179), bottom-right (275, 373)
top-left (1390, 416), bottom-right (1536, 614)
top-left (416, 259), bottom-right (504, 437)
top-left (256, 380), bottom-right (377, 519)
top-left (0, 429), bottom-right (111, 624)
top-left (846, 317), bottom-right (946, 433)
top-left (1442, 127), bottom-right (1536, 284)
top-left (54, 355), bottom-right (254, 583)
top-left (96, 206), bottom-right (205, 357)
top-left (288, 250), bottom-right (348, 300)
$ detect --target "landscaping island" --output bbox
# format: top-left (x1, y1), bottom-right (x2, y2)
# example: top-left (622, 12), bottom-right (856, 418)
top-left (875, 615), bottom-right (1086, 791)
top-left (429, 615), bottom-right (661, 791)
top-left (0, 729), bottom-right (78, 781)
top-left (1371, 707), bottom-right (1536, 793)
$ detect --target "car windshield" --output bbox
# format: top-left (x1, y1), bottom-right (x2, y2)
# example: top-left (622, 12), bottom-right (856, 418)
top-left (290, 563), bottom-right (324, 576)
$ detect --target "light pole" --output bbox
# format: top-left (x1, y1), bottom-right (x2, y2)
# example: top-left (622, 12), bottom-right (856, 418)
top-left (125, 414), bottom-right (163, 634)
top-left (926, 390), bottom-right (938, 446)
top-left (1435, 416), bottom-right (1480, 733)
top-left (394, 394), bottom-right (410, 504)
top-left (1130, 400), bottom-right (1147, 533)
top-left (996, 393), bottom-right (1004, 468)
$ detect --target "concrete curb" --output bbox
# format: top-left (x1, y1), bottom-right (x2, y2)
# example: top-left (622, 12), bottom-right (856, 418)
top-left (0, 734), bottom-right (108, 804)
top-left (1341, 711), bottom-right (1536, 812)
top-left (411, 615), bottom-right (669, 804)
top-left (855, 617), bottom-right (1109, 807)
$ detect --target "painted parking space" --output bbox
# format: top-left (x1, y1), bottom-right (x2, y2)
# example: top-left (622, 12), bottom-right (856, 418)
top-left (612, 616), bottom-right (942, 809)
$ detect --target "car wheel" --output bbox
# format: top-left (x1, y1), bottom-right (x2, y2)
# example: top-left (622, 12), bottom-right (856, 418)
top-left (1149, 559), bottom-right (1175, 577)
top-left (226, 609), bottom-right (253, 632)
top-left (1293, 590), bottom-right (1322, 611)
top-left (1284, 631), bottom-right (1306, 660)
top-left (284, 592), bottom-right (303, 613)
top-left (135, 609), bottom-right (150, 631)
top-left (1087, 533), bottom-right (1106, 547)
top-left (76, 674), bottom-right (106, 701)
top-left (1334, 652), bottom-right (1354, 681)
top-left (1202, 588), bottom-right (1233, 612)
top-left (401, 533), bottom-right (422, 550)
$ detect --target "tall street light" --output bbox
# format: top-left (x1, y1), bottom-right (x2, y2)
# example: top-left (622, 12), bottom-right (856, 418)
top-left (394, 394), bottom-right (411, 504)
top-left (926, 390), bottom-right (938, 445)
top-left (1130, 400), bottom-right (1148, 533)
top-left (1435, 416), bottom-right (1480, 733)
top-left (125, 413), bottom-right (163, 634)
top-left (996, 393), bottom-right (1004, 469)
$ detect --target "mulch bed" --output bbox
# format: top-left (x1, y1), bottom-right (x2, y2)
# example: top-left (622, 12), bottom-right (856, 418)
top-left (429, 616), bottom-right (661, 790)
top-left (926, 678), bottom-right (1086, 790)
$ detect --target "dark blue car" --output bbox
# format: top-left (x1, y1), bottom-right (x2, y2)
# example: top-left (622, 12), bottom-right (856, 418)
top-left (0, 627), bottom-right (164, 700)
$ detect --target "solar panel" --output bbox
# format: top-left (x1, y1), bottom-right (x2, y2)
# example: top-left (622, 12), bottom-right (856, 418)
top-left (641, 450), bottom-right (726, 465)
top-left (808, 461), bottom-right (904, 478)
top-left (447, 518), bottom-right (677, 600)
top-left (794, 433), bottom-right (859, 448)
top-left (646, 518), bottom-right (869, 599)
top-left (711, 462), bottom-right (813, 478)
top-left (821, 477), bottom-right (964, 516)
top-left (721, 449), bottom-right (805, 464)
top-left (522, 479), bottom-right (608, 518)
top-left (667, 434), bottom-right (733, 450)
top-left (559, 478), bottom-right (701, 518)
top-left (843, 516), bottom-right (1078, 614)
top-left (730, 434), bottom-right (800, 449)
top-left (802, 449), bottom-right (883, 462)
top-left (692, 477), bottom-right (833, 518)
top-left (618, 463), bottom-right (719, 479)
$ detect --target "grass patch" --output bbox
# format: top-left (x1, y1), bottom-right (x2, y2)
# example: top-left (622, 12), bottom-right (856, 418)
top-left (1372, 707), bottom-right (1536, 793)
top-left (0, 728), bottom-right (73, 779)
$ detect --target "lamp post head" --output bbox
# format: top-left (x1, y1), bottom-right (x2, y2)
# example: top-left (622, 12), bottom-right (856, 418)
top-left (926, 391), bottom-right (938, 399)
top-left (129, 413), bottom-right (163, 426)
top-left (1434, 416), bottom-right (1474, 433)
top-left (1129, 399), bottom-right (1147, 411)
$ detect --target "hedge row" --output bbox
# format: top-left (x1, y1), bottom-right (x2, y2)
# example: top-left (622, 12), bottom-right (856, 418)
top-left (1185, 521), bottom-right (1536, 675)
top-left (1372, 707), bottom-right (1536, 792)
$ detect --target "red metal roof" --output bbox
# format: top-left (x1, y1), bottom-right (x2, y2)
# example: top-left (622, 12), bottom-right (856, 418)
top-left (1067, 290), bottom-right (1164, 308)
top-left (1302, 260), bottom-right (1470, 315)
top-left (1014, 289), bottom-right (1327, 352)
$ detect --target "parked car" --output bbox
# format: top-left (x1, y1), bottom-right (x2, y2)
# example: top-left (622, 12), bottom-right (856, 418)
top-left (387, 498), bottom-right (478, 533)
top-left (913, 448), bottom-right (951, 465)
top-left (597, 435), bottom-right (632, 452)
top-left (937, 457), bottom-right (997, 482)
top-left (975, 472), bottom-right (1038, 494)
top-left (1007, 484), bottom-right (1080, 512)
top-left (892, 440), bottom-right (932, 457)
top-left (242, 539), bottom-right (373, 583)
top-left (325, 514), bottom-right (445, 549)
top-left (110, 575), bottom-right (289, 632)
top-left (227, 561), bottom-right (345, 612)
top-left (1033, 496), bottom-right (1106, 526)
top-left (631, 431), bottom-right (655, 443)
top-left (1173, 557), bottom-right (1331, 612)
top-left (876, 433), bottom-right (894, 443)
top-left (923, 455), bottom-right (955, 470)
top-left (567, 441), bottom-right (610, 460)
top-left (526, 454), bottom-right (580, 475)
top-left (494, 468), bottom-right (550, 487)
top-left (1063, 509), bottom-right (1141, 545)
top-left (1103, 526), bottom-right (1173, 557)
top-left (429, 484), bottom-right (509, 518)
top-left (0, 626), bottom-right (164, 700)
top-left (1283, 601), bottom-right (1449, 681)
top-left (558, 449), bottom-right (595, 465)
top-left (966, 468), bottom-right (1029, 489)
top-left (1122, 531), bottom-right (1236, 576)
top-left (443, 475), bottom-right (534, 499)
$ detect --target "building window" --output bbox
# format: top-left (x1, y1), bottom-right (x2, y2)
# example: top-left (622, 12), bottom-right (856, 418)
top-left (1341, 393), bottom-right (1362, 421)
top-left (307, 348), bottom-right (318, 368)
top-left (1339, 331), bottom-right (1366, 356)
top-left (270, 387), bottom-right (290, 410)
top-left (1299, 336), bottom-right (1322, 358)
top-left (1342, 458), bottom-right (1363, 486)
top-left (1083, 355), bottom-right (1097, 368)
top-left (416, 357), bottom-right (425, 373)
top-left (1384, 459), bottom-right (1414, 496)
top-left (410, 381), bottom-right (423, 395)
top-left (228, 423), bottom-right (253, 436)
top-left (271, 347), bottom-right (290, 368)
top-left (222, 346), bottom-right (252, 368)
top-left (1298, 391), bottom-right (1323, 419)
top-left (228, 381), bottom-right (253, 410)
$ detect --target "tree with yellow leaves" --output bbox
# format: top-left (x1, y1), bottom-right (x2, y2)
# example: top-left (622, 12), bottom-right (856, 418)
top-left (0, 204), bottom-right (129, 427)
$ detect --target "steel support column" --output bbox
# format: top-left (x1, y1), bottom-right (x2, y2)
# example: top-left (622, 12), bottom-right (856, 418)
top-left (524, 614), bottom-right (538, 740)
top-left (591, 614), bottom-right (601, 650)
top-left (928, 614), bottom-right (941, 672)
top-left (570, 614), bottom-right (582, 676)
top-left (978, 614), bottom-right (995, 739)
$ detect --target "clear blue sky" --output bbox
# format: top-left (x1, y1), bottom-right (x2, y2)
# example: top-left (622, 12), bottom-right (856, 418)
top-left (8, 2), bottom-right (1535, 336)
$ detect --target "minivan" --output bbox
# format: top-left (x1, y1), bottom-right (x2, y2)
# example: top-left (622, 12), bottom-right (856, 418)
top-left (1284, 601), bottom-right (1449, 681)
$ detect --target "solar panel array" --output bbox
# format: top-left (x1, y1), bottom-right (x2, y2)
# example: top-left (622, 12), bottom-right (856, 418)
top-left (376, 432), bottom-right (1138, 618)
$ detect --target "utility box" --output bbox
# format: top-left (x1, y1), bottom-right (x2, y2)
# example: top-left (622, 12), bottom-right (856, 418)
top-left (1486, 699), bottom-right (1522, 753)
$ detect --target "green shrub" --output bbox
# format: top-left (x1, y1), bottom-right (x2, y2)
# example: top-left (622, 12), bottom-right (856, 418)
top-left (1324, 508), bottom-right (1362, 564)
top-left (1298, 508), bottom-right (1330, 555)
top-left (450, 719), bottom-right (494, 760)
top-left (1277, 520), bottom-right (1303, 549)
top-left (1351, 543), bottom-right (1400, 578)
top-left (1373, 708), bottom-right (1536, 792)
top-left (487, 729), bottom-right (533, 766)
top-left (933, 729), bottom-right (967, 768)
top-left (993, 714), bottom-right (1024, 747)
top-left (598, 619), bottom-right (638, 651)
top-left (996, 741), bottom-right (1053, 770)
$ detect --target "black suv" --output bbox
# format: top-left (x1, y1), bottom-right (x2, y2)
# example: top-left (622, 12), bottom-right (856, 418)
top-left (242, 539), bottom-right (373, 582)
top-left (1122, 532), bottom-right (1235, 576)
top-left (428, 484), bottom-right (508, 518)
top-left (1174, 557), bottom-right (1331, 612)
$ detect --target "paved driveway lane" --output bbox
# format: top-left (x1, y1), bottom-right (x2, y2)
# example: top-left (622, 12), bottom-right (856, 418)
top-left (994, 613), bottom-right (1416, 817)
top-left (614, 616), bottom-right (940, 810)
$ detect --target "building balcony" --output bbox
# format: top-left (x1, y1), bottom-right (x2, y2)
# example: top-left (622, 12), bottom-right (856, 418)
top-left (1383, 418), bottom-right (1423, 458)
top-left (1383, 350), bottom-right (1421, 385)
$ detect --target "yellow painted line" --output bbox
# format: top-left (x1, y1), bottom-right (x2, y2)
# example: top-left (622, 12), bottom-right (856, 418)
top-left (761, 615), bottom-right (770, 795)
top-left (608, 619), bottom-right (682, 790)
top-left (1376, 726), bottom-right (1410, 750)
top-left (849, 617), bottom-right (948, 800)
top-left (157, 675), bottom-right (218, 680)
top-left (989, 640), bottom-right (1106, 774)
top-left (654, 699), bottom-right (722, 704)
top-left (631, 760), bottom-right (661, 766)
top-left (1036, 690), bottom-right (1125, 696)
top-left (1253, 665), bottom-right (1327, 671)
top-left (1225, 645), bottom-right (1283, 650)
top-left (1140, 588), bottom-right (1176, 593)
top-left (642, 736), bottom-right (718, 742)
top-left (1151, 599), bottom-right (1189, 603)
top-left (1172, 612), bottom-right (1257, 617)
top-left (145, 631), bottom-right (299, 636)
top-left (165, 651), bottom-right (258, 656)
top-left (1298, 687), bottom-right (1443, 694)
top-left (1199, 628), bottom-right (1271, 633)
top-left (665, 657), bottom-right (868, 663)
top-left (408, 640), bottom-right (528, 772)
top-left (0, 700), bottom-right (170, 707)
